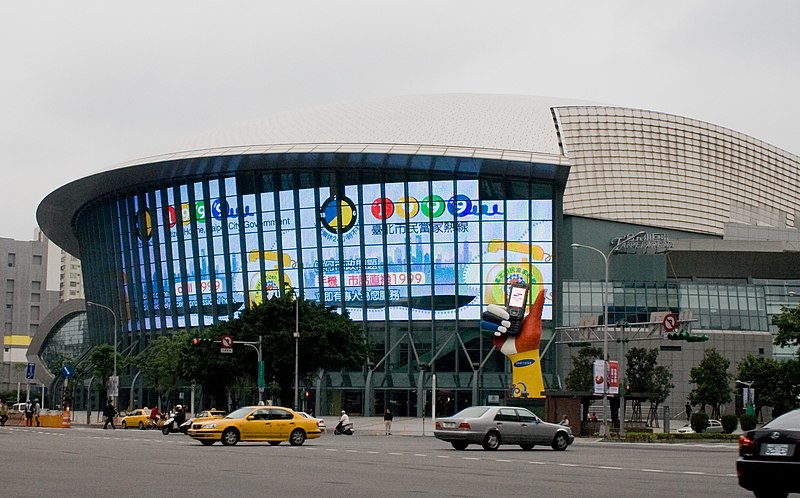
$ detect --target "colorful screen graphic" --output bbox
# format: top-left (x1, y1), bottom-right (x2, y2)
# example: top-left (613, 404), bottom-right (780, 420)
top-left (120, 177), bottom-right (553, 329)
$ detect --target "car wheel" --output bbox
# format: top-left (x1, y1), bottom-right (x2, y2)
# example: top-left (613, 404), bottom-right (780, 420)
top-left (289, 429), bottom-right (306, 446)
top-left (200, 440), bottom-right (214, 446)
top-left (551, 432), bottom-right (569, 451)
top-left (138, 421), bottom-right (145, 430)
top-left (221, 428), bottom-right (240, 446)
top-left (753, 489), bottom-right (788, 498)
top-left (451, 441), bottom-right (468, 450)
top-left (121, 421), bottom-right (127, 429)
top-left (520, 444), bottom-right (534, 450)
top-left (268, 441), bottom-right (280, 446)
top-left (482, 431), bottom-right (501, 451)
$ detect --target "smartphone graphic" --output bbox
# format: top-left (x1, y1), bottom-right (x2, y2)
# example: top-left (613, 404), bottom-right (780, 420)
top-left (506, 283), bottom-right (529, 334)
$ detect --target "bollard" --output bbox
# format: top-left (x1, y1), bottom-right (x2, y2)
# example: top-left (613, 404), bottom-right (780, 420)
top-left (62, 408), bottom-right (71, 428)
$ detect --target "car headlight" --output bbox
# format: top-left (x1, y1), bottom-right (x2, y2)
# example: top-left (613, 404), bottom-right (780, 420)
top-left (201, 423), bottom-right (217, 429)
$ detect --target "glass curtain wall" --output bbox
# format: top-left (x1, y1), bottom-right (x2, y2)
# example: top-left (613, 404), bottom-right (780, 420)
top-left (78, 153), bottom-right (557, 415)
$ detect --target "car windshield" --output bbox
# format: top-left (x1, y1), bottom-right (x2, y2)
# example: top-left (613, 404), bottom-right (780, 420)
top-left (451, 406), bottom-right (490, 419)
top-left (763, 409), bottom-right (800, 430)
top-left (225, 407), bottom-right (254, 419)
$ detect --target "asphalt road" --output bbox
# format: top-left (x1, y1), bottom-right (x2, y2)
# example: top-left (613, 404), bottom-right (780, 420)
top-left (1, 426), bottom-right (752, 498)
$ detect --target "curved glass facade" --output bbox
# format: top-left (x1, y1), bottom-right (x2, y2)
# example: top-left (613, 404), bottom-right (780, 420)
top-left (40, 312), bottom-right (90, 373)
top-left (74, 153), bottom-right (560, 415)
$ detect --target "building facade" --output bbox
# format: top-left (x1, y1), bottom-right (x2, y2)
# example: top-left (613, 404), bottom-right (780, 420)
top-left (1, 231), bottom-right (60, 395)
top-left (35, 94), bottom-right (800, 417)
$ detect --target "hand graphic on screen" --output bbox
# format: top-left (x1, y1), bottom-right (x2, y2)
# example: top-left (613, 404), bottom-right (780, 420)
top-left (481, 288), bottom-right (546, 398)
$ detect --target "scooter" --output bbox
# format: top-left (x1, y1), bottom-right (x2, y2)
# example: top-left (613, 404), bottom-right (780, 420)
top-left (334, 422), bottom-right (354, 435)
top-left (161, 415), bottom-right (188, 435)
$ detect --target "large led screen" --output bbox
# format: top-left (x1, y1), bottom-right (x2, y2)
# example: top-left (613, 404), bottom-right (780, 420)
top-left (121, 176), bottom-right (553, 330)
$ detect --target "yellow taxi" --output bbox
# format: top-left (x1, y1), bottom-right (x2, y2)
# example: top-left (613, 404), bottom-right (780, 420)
top-left (120, 408), bottom-right (151, 429)
top-left (187, 406), bottom-right (322, 446)
top-left (184, 409), bottom-right (227, 431)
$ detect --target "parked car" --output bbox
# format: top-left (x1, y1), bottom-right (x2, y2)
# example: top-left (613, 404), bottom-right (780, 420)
top-left (737, 408), bottom-right (800, 498)
top-left (297, 411), bottom-right (326, 432)
top-left (676, 418), bottom-right (723, 434)
top-left (120, 408), bottom-right (152, 429)
top-left (187, 406), bottom-right (322, 446)
top-left (434, 405), bottom-right (574, 451)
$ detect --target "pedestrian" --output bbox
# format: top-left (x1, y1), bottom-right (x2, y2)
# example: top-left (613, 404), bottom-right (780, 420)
top-left (33, 398), bottom-right (41, 427)
top-left (589, 412), bottom-right (598, 422)
top-left (560, 414), bottom-right (570, 427)
top-left (685, 401), bottom-right (693, 421)
top-left (24, 399), bottom-right (34, 427)
top-left (0, 399), bottom-right (8, 426)
top-left (103, 398), bottom-right (117, 429)
top-left (384, 408), bottom-right (393, 435)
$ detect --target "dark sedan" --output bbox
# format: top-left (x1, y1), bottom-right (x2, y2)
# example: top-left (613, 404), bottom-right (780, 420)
top-left (434, 405), bottom-right (574, 451)
top-left (737, 408), bottom-right (800, 498)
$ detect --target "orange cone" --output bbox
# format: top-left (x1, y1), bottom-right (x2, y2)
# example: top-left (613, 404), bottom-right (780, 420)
top-left (62, 408), bottom-right (71, 428)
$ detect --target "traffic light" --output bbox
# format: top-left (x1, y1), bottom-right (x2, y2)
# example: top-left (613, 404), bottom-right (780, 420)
top-left (667, 331), bottom-right (689, 340)
top-left (305, 389), bottom-right (311, 398)
top-left (567, 341), bottom-right (591, 348)
top-left (192, 337), bottom-right (214, 345)
top-left (685, 334), bottom-right (709, 342)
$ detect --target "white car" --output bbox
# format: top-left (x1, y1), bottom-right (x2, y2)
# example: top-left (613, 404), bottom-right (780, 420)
top-left (676, 418), bottom-right (724, 434)
top-left (297, 411), bottom-right (326, 431)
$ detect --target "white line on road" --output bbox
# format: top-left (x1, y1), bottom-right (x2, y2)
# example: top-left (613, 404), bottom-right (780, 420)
top-left (599, 466), bottom-right (622, 470)
top-left (641, 469), bottom-right (666, 473)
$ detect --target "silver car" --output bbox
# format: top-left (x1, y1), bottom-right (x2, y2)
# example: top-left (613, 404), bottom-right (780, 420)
top-left (434, 406), bottom-right (574, 451)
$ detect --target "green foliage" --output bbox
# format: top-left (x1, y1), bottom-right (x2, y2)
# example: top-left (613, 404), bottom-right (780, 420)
top-left (86, 344), bottom-right (120, 398)
top-left (690, 411), bottom-right (709, 433)
top-left (237, 294), bottom-right (369, 406)
top-left (133, 293), bottom-right (370, 410)
top-left (564, 346), bottom-right (603, 391)
top-left (740, 414), bottom-right (758, 431)
top-left (772, 304), bottom-right (800, 351)
top-left (688, 348), bottom-right (732, 418)
top-left (736, 354), bottom-right (800, 417)
top-left (624, 347), bottom-right (674, 404)
top-left (721, 414), bottom-right (738, 434)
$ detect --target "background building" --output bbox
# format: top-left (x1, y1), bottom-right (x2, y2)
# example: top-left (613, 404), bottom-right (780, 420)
top-left (1, 230), bottom-right (60, 397)
top-left (35, 94), bottom-right (800, 418)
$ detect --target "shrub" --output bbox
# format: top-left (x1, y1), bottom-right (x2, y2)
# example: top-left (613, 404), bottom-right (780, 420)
top-left (721, 414), bottom-right (738, 433)
top-left (740, 414), bottom-right (757, 431)
top-left (690, 412), bottom-right (709, 433)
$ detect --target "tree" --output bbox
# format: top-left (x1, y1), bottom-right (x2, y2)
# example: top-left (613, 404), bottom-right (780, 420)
top-left (737, 354), bottom-right (800, 418)
top-left (772, 304), bottom-right (800, 352)
top-left (237, 294), bottom-right (370, 407)
top-left (86, 344), bottom-right (119, 403)
top-left (564, 346), bottom-right (603, 391)
top-left (624, 347), bottom-right (673, 425)
top-left (688, 348), bottom-right (732, 419)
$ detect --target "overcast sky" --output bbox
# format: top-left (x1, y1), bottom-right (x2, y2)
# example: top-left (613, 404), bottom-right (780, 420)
top-left (2, 1), bottom-right (798, 242)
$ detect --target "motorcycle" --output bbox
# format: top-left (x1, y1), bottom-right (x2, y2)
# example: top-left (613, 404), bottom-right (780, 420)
top-left (161, 414), bottom-right (188, 435)
top-left (334, 422), bottom-right (354, 435)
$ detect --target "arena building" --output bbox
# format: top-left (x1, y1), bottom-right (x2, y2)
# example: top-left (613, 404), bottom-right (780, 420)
top-left (36, 94), bottom-right (800, 418)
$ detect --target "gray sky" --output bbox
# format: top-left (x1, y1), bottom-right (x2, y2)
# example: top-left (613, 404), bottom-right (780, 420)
top-left (2, 0), bottom-right (798, 242)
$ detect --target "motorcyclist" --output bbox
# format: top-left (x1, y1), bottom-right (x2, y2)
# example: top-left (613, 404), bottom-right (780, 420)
top-left (149, 405), bottom-right (160, 428)
top-left (174, 405), bottom-right (186, 427)
top-left (336, 410), bottom-right (352, 434)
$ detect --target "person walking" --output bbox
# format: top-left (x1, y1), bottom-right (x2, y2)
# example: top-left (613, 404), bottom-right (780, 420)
top-left (685, 401), bottom-right (693, 421)
top-left (33, 398), bottom-right (41, 427)
top-left (383, 408), bottom-right (393, 435)
top-left (24, 399), bottom-right (34, 427)
top-left (0, 399), bottom-right (8, 426)
top-left (103, 399), bottom-right (117, 429)
top-left (560, 414), bottom-right (570, 427)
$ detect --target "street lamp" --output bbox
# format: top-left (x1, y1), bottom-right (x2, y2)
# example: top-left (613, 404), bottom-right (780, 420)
top-left (571, 231), bottom-right (645, 436)
top-left (294, 293), bottom-right (300, 411)
top-left (86, 301), bottom-right (117, 405)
